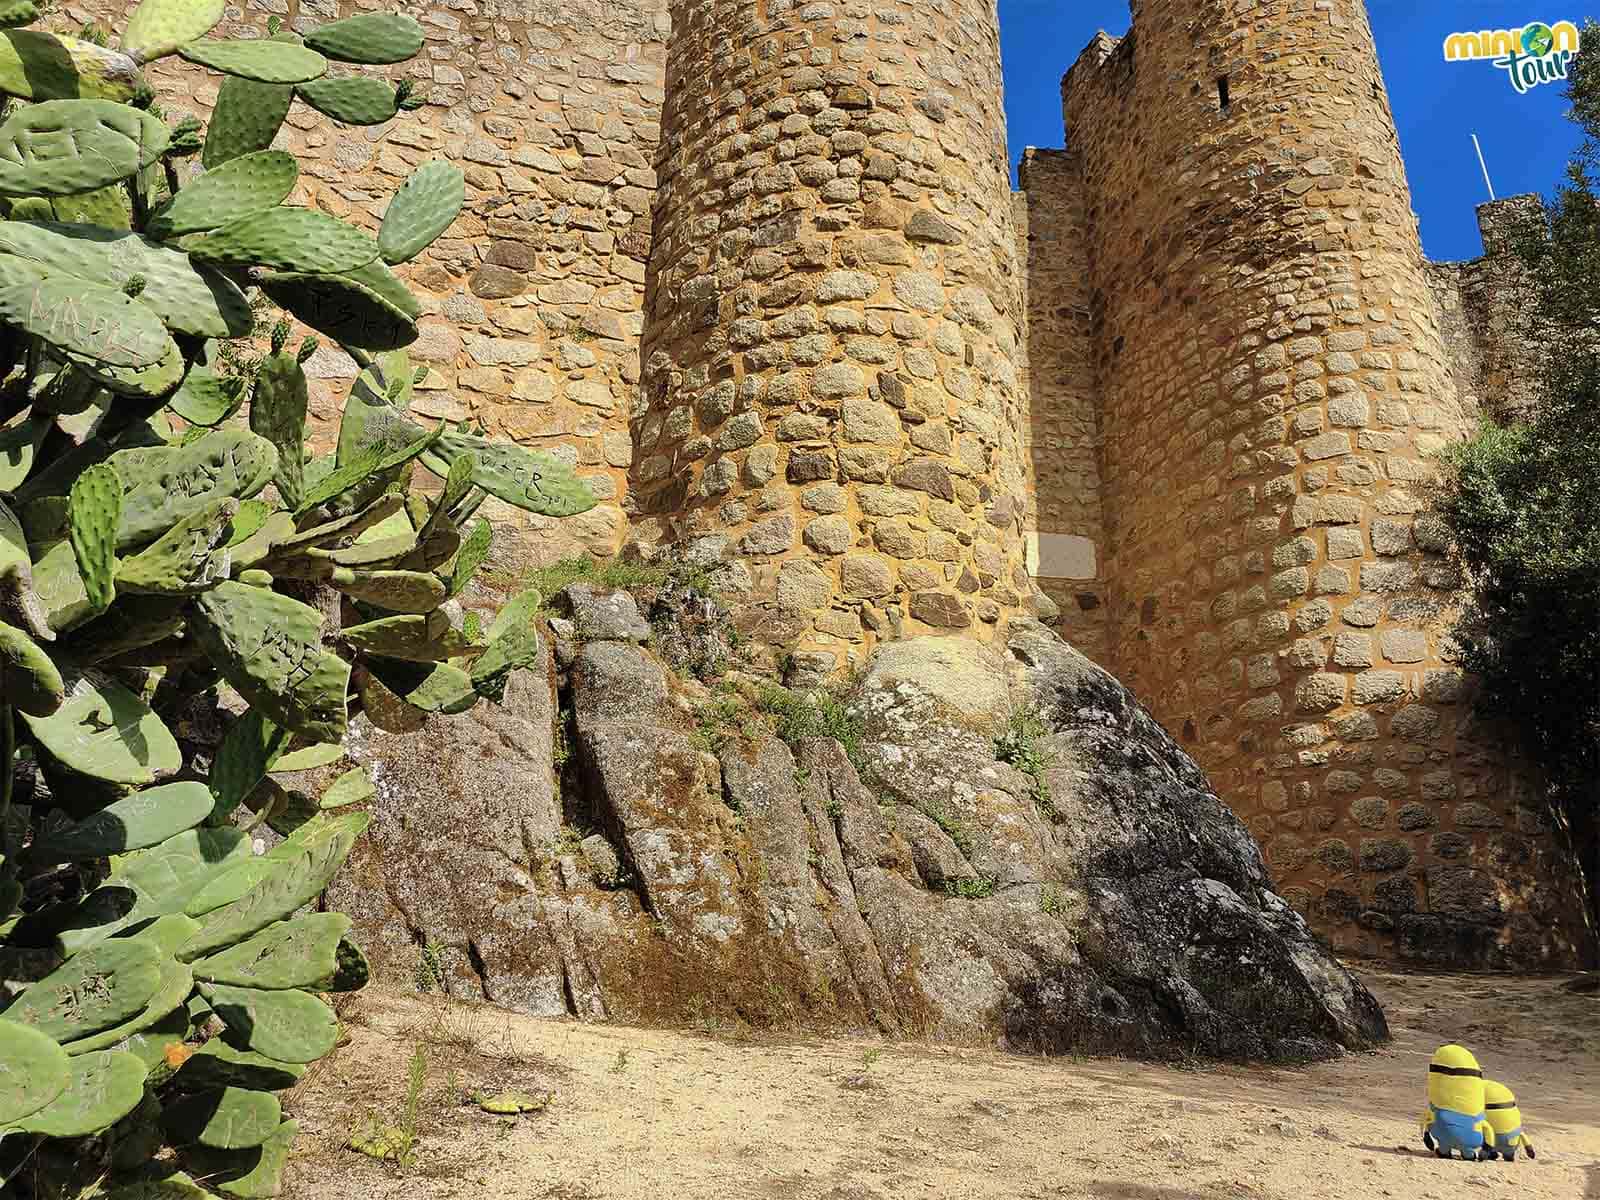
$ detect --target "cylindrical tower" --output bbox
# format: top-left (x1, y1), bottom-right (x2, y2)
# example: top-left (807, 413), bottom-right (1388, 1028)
top-left (1064, 0), bottom-right (1590, 963)
top-left (634, 0), bottom-right (1036, 677)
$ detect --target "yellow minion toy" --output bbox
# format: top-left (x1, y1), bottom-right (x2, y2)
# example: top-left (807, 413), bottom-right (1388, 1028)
top-left (1420, 1044), bottom-right (1494, 1160)
top-left (1483, 1080), bottom-right (1537, 1161)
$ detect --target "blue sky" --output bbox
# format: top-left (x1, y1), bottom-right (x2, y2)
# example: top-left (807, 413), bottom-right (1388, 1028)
top-left (998, 2), bottom-right (1589, 261)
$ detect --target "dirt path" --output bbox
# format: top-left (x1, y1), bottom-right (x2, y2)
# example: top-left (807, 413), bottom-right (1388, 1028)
top-left (278, 967), bottom-right (1600, 1200)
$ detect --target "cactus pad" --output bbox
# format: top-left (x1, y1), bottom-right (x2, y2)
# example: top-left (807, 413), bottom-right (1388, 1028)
top-left (365, 658), bottom-right (478, 714)
top-left (50, 183), bottom-right (132, 228)
top-left (330, 566), bottom-right (446, 612)
top-left (0, 221), bottom-right (254, 339)
top-left (108, 428), bottom-right (277, 550)
top-left (268, 741), bottom-right (344, 772)
top-left (0, 0), bottom-right (37, 26)
top-left (0, 1017), bottom-right (71, 1126)
top-left (0, 31), bottom-right (146, 103)
top-left (0, 412), bottom-right (49, 490)
top-left (304, 12), bottom-right (424, 64)
top-left (31, 780), bottom-right (214, 861)
top-left (199, 983), bottom-right (338, 1064)
top-left (6, 936), bottom-right (163, 1041)
top-left (178, 39), bottom-right (327, 84)
top-left (210, 709), bottom-right (289, 822)
top-left (448, 516), bottom-right (493, 596)
top-left (147, 150), bottom-right (297, 239)
top-left (0, 619), bottom-right (65, 716)
top-left (190, 207), bottom-right (379, 274)
top-left (201, 75), bottom-right (292, 169)
top-left (341, 610), bottom-right (477, 661)
top-left (422, 432), bottom-right (596, 517)
top-left (0, 270), bottom-right (173, 368)
top-left (0, 100), bottom-right (160, 196)
top-left (378, 159), bottom-right (464, 264)
top-left (259, 266), bottom-right (417, 351)
top-left (63, 953), bottom-right (194, 1056)
top-left (351, 663), bottom-right (426, 732)
top-left (192, 911), bottom-right (352, 990)
top-left (295, 420), bottom-right (441, 516)
top-left (180, 1117), bottom-right (297, 1199)
top-left (319, 765), bottom-right (374, 809)
top-left (9, 1049), bottom-right (148, 1136)
top-left (190, 581), bottom-right (350, 744)
top-left (250, 352), bottom-right (307, 510)
top-left (115, 497), bottom-right (236, 594)
top-left (122, 0), bottom-right (226, 61)
top-left (471, 587), bottom-right (544, 693)
top-left (163, 1085), bottom-right (282, 1149)
top-left (176, 1041), bottom-right (303, 1092)
top-left (295, 75), bottom-right (398, 125)
top-left (167, 367), bottom-right (246, 426)
top-left (68, 461), bottom-right (120, 611)
top-left (20, 668), bottom-right (181, 785)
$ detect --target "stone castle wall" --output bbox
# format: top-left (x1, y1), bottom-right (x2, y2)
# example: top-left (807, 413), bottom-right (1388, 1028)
top-left (632, 0), bottom-right (1036, 677)
top-left (1016, 0), bottom-right (1589, 966)
top-left (81, 0), bottom-right (1588, 963)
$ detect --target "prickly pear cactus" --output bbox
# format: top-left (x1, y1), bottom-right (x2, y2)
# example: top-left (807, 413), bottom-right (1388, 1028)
top-left (0, 5), bottom-right (590, 1197)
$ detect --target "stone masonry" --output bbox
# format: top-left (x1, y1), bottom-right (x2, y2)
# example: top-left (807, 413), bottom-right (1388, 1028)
top-left (91, 0), bottom-right (1588, 963)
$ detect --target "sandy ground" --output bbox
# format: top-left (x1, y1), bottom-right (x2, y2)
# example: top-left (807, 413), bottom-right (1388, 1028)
top-left (275, 966), bottom-right (1600, 1200)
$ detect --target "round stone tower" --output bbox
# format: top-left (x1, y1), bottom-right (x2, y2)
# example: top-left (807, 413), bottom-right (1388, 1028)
top-left (634, 0), bottom-right (1035, 677)
top-left (1063, 0), bottom-right (1590, 963)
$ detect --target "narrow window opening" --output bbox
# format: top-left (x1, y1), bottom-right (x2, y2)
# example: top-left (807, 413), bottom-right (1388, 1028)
top-left (1217, 75), bottom-right (1231, 112)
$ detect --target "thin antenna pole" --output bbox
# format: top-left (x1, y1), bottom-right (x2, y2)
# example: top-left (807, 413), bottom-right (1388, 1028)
top-left (1472, 133), bottom-right (1497, 201)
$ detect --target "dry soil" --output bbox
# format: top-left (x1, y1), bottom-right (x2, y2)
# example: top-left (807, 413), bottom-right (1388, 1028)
top-left (276, 966), bottom-right (1600, 1200)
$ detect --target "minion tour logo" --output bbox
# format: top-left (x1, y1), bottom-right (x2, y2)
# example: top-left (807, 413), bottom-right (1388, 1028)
top-left (1443, 20), bottom-right (1582, 93)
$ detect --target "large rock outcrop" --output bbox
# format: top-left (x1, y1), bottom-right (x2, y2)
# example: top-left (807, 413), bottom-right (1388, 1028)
top-left (328, 598), bottom-right (1387, 1061)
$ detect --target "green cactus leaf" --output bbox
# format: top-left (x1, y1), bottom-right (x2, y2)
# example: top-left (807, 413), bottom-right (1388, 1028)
top-left (201, 75), bottom-right (292, 170)
top-left (181, 810), bottom-right (368, 950)
top-left (364, 657), bottom-right (477, 714)
top-left (295, 75), bottom-right (397, 125)
top-left (305, 531), bottom-right (416, 571)
top-left (0, 412), bottom-right (50, 490)
top-left (258, 266), bottom-right (417, 351)
top-left (303, 13), bottom-right (423, 63)
top-left (226, 499), bottom-right (272, 546)
top-left (378, 159), bottom-right (464, 265)
top-left (64, 949), bottom-right (194, 1055)
top-left (122, 0), bottom-right (225, 61)
top-left (51, 183), bottom-right (132, 229)
top-left (108, 429), bottom-right (278, 550)
top-left (268, 741), bottom-right (343, 772)
top-left (192, 911), bottom-right (352, 990)
top-left (167, 367), bottom-right (245, 426)
top-left (26, 537), bottom-right (93, 634)
top-left (0, 618), bottom-right (64, 716)
top-left (351, 663), bottom-right (425, 732)
top-left (200, 983), bottom-right (337, 1065)
top-left (190, 581), bottom-right (350, 744)
top-left (7, 1049), bottom-right (148, 1136)
top-left (180, 1117), bottom-right (296, 1199)
top-left (72, 336), bottom-right (186, 399)
top-left (210, 709), bottom-right (289, 823)
top-left (448, 516), bottom-right (492, 596)
top-left (30, 781), bottom-right (214, 861)
top-left (325, 935), bottom-right (369, 991)
top-left (294, 420), bottom-right (441, 518)
top-left (59, 594), bottom-right (187, 665)
top-left (0, 1017), bottom-right (72, 1126)
top-left (422, 432), bottom-right (596, 518)
top-left (0, 221), bottom-right (254, 338)
top-left (190, 207), bottom-right (379, 274)
top-left (6, 936), bottom-right (163, 1041)
top-left (227, 510), bottom-right (295, 571)
top-left (250, 351), bottom-right (307, 510)
top-left (319, 765), bottom-right (373, 809)
top-left (272, 496), bottom-right (404, 559)
top-left (146, 150), bottom-right (297, 239)
top-left (116, 497), bottom-right (236, 595)
top-left (175, 1041), bottom-right (303, 1091)
top-left (342, 610), bottom-right (478, 662)
top-left (113, 1002), bottom-right (192, 1074)
top-left (471, 587), bottom-right (543, 694)
top-left (0, 100), bottom-right (163, 196)
top-left (344, 257), bottom-right (420, 318)
top-left (68, 461), bottom-right (121, 612)
top-left (178, 39), bottom-right (327, 84)
top-left (0, 0), bottom-right (38, 27)
top-left (0, 31), bottom-right (145, 103)
top-left (20, 668), bottom-right (180, 786)
top-left (101, 1174), bottom-right (214, 1200)
top-left (0, 268), bottom-right (174, 368)
top-left (329, 566), bottom-right (446, 613)
top-left (162, 1084), bottom-right (282, 1149)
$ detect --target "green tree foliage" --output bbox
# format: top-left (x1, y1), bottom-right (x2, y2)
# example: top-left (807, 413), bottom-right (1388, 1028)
top-left (1435, 21), bottom-right (1600, 921)
top-left (0, 5), bottom-right (585, 1195)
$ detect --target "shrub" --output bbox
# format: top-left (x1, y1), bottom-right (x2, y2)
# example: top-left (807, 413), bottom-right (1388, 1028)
top-left (0, 7), bottom-right (592, 1196)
